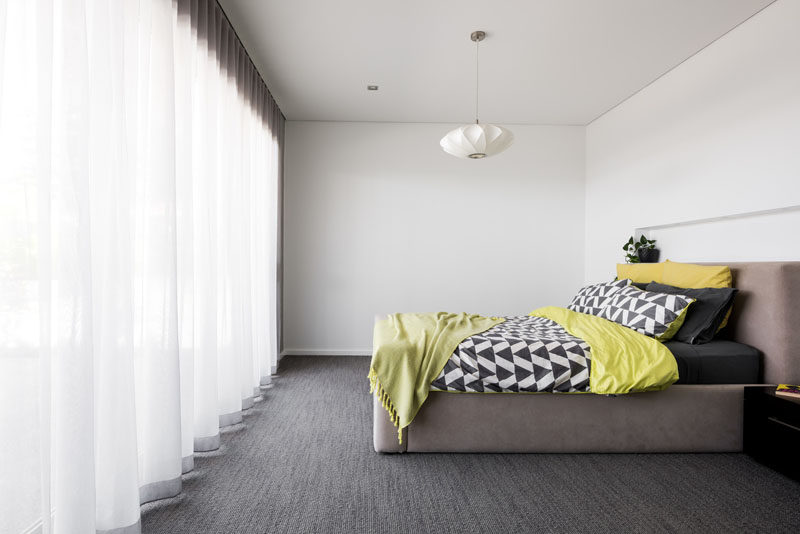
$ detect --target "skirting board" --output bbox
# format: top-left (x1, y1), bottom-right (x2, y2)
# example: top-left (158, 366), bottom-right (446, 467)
top-left (280, 349), bottom-right (372, 357)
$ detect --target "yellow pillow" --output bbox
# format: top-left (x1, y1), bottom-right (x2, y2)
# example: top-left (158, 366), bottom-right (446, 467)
top-left (662, 260), bottom-right (734, 331)
top-left (662, 260), bottom-right (732, 289)
top-left (616, 262), bottom-right (665, 284)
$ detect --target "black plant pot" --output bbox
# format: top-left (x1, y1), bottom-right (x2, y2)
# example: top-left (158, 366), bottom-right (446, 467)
top-left (637, 248), bottom-right (660, 263)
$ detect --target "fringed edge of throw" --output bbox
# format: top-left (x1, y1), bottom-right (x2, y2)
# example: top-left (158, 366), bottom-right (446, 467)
top-left (368, 367), bottom-right (403, 444)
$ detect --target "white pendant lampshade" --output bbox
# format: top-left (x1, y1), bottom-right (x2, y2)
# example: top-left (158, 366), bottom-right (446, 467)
top-left (441, 30), bottom-right (513, 159)
top-left (440, 123), bottom-right (514, 159)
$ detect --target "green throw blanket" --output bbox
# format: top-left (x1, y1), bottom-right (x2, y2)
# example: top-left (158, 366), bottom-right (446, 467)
top-left (368, 312), bottom-right (504, 443)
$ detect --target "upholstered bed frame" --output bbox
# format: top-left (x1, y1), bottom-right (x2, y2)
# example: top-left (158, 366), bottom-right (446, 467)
top-left (373, 261), bottom-right (800, 453)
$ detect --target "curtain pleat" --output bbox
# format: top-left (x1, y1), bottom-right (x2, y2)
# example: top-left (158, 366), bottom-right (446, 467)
top-left (0, 0), bottom-right (284, 532)
top-left (85, 1), bottom-right (142, 529)
top-left (174, 0), bottom-right (196, 476)
top-left (51, 0), bottom-right (99, 530)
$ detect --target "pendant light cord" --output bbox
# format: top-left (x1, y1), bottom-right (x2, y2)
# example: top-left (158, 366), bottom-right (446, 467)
top-left (475, 38), bottom-right (480, 124)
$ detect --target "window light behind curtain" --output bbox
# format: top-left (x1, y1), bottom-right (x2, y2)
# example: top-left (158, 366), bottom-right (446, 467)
top-left (0, 1), bottom-right (284, 532)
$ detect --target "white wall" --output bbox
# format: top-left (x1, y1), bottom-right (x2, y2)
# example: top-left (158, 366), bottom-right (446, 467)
top-left (283, 1), bottom-right (800, 353)
top-left (585, 0), bottom-right (800, 283)
top-left (284, 122), bottom-right (585, 354)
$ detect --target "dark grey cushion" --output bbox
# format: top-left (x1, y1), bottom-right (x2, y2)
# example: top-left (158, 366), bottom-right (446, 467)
top-left (646, 282), bottom-right (737, 344)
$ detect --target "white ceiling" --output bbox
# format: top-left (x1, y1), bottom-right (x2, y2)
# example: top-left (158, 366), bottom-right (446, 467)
top-left (220, 0), bottom-right (775, 125)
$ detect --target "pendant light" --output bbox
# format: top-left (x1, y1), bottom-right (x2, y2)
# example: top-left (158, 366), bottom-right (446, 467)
top-left (440, 31), bottom-right (514, 159)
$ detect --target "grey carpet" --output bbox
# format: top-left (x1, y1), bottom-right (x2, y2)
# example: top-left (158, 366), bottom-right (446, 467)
top-left (142, 356), bottom-right (800, 534)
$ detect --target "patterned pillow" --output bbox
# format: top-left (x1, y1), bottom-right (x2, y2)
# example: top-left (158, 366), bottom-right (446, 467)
top-left (567, 279), bottom-right (631, 316)
top-left (600, 286), bottom-right (695, 341)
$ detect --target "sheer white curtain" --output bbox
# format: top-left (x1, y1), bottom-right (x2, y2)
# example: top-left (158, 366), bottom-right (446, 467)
top-left (0, 1), bottom-right (283, 532)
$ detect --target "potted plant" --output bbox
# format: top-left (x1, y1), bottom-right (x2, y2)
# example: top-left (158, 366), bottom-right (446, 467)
top-left (623, 235), bottom-right (659, 263)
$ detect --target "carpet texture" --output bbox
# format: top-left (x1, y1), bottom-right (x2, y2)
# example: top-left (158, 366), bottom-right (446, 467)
top-left (142, 356), bottom-right (800, 533)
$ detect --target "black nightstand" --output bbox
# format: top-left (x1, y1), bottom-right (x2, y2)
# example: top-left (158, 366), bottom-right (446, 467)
top-left (743, 385), bottom-right (800, 481)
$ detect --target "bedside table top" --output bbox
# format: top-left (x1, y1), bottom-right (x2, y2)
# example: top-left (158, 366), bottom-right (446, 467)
top-left (744, 385), bottom-right (800, 405)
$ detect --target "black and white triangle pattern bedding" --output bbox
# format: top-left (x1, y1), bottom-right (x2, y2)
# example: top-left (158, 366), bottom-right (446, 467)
top-left (600, 285), bottom-right (694, 340)
top-left (567, 278), bottom-right (630, 316)
top-left (430, 315), bottom-right (591, 393)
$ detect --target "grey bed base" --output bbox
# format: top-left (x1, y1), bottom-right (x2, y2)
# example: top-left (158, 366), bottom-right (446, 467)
top-left (373, 261), bottom-right (800, 453)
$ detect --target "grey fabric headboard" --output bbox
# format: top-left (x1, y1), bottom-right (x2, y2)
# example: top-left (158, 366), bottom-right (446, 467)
top-left (714, 261), bottom-right (800, 384)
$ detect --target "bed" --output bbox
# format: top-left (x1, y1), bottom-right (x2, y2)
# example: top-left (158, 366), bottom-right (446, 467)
top-left (373, 261), bottom-right (800, 453)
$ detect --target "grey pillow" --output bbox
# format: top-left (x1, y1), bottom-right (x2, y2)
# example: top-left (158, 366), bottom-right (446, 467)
top-left (645, 282), bottom-right (737, 344)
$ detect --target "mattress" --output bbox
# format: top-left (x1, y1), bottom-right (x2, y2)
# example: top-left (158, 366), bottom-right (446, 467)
top-left (665, 340), bottom-right (760, 384)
